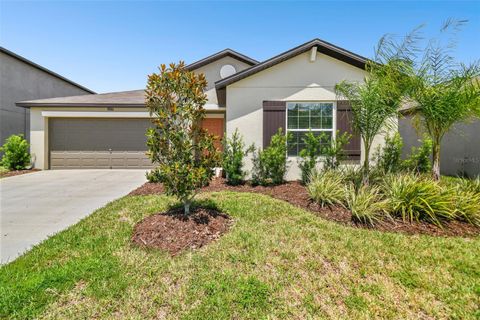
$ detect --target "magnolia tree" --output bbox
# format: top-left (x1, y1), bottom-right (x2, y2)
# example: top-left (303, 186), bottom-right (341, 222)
top-left (145, 62), bottom-right (219, 215)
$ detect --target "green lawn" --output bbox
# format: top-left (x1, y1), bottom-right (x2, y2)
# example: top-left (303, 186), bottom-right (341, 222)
top-left (1, 192), bottom-right (479, 319)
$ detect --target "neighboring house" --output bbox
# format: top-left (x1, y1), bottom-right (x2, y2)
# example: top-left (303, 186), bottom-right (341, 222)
top-left (17, 39), bottom-right (391, 180)
top-left (399, 117), bottom-right (480, 177)
top-left (0, 47), bottom-right (94, 152)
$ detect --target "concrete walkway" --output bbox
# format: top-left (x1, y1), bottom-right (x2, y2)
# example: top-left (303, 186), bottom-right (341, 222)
top-left (0, 170), bottom-right (146, 264)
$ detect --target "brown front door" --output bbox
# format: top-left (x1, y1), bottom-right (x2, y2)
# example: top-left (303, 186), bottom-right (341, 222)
top-left (201, 118), bottom-right (224, 150)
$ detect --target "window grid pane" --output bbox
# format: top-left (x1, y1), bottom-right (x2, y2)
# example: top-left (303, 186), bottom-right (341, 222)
top-left (286, 102), bottom-right (334, 156)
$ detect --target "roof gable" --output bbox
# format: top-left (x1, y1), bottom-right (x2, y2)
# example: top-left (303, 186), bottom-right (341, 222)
top-left (215, 39), bottom-right (368, 89)
top-left (186, 49), bottom-right (258, 71)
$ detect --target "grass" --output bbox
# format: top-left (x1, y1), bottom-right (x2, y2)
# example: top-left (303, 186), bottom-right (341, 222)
top-left (1, 192), bottom-right (479, 319)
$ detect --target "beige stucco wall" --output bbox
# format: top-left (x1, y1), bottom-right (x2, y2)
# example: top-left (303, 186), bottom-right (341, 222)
top-left (225, 50), bottom-right (392, 180)
top-left (193, 56), bottom-right (253, 106)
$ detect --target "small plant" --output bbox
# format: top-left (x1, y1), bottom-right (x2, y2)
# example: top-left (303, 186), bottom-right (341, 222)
top-left (322, 131), bottom-right (351, 171)
top-left (0, 134), bottom-right (31, 170)
top-left (345, 185), bottom-right (389, 225)
top-left (222, 129), bottom-right (253, 185)
top-left (373, 132), bottom-right (403, 173)
top-left (251, 129), bottom-right (289, 185)
top-left (146, 168), bottom-right (161, 183)
top-left (402, 138), bottom-right (433, 174)
top-left (382, 174), bottom-right (455, 226)
top-left (298, 131), bottom-right (323, 185)
top-left (307, 170), bottom-right (346, 207)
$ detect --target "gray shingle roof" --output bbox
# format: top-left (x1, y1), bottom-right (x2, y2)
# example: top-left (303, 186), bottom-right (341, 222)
top-left (16, 90), bottom-right (145, 107)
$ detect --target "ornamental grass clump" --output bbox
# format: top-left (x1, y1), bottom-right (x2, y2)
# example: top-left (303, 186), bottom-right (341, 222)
top-left (455, 176), bottom-right (480, 194)
top-left (382, 174), bottom-right (456, 226)
top-left (452, 189), bottom-right (480, 226)
top-left (307, 170), bottom-right (345, 207)
top-left (345, 185), bottom-right (389, 226)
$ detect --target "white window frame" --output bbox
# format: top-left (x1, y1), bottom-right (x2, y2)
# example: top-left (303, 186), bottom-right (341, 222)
top-left (285, 101), bottom-right (337, 157)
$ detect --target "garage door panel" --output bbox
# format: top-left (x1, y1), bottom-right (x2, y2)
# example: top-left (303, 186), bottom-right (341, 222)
top-left (49, 118), bottom-right (154, 169)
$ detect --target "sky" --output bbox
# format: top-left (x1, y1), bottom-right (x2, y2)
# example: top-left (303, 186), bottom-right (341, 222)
top-left (1, 1), bottom-right (479, 93)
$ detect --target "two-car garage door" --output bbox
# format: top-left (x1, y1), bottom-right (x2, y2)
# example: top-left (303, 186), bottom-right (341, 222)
top-left (49, 118), bottom-right (153, 169)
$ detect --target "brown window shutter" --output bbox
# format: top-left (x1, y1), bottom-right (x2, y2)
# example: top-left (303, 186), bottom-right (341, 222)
top-left (263, 100), bottom-right (286, 148)
top-left (337, 100), bottom-right (361, 160)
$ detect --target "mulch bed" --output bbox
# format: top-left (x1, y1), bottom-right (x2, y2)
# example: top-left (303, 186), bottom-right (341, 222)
top-left (0, 168), bottom-right (40, 178)
top-left (129, 178), bottom-right (480, 238)
top-left (131, 207), bottom-right (232, 255)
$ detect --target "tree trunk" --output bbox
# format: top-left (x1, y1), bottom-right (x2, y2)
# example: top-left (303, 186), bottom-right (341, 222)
top-left (183, 199), bottom-right (191, 216)
top-left (362, 141), bottom-right (371, 185)
top-left (432, 140), bottom-right (441, 181)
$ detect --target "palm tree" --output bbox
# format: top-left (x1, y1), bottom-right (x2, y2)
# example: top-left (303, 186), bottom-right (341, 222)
top-left (335, 78), bottom-right (398, 183)
top-left (398, 20), bottom-right (480, 180)
top-left (335, 42), bottom-right (411, 183)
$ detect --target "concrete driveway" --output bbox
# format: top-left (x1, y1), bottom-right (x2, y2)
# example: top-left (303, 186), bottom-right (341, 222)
top-left (1, 170), bottom-right (146, 264)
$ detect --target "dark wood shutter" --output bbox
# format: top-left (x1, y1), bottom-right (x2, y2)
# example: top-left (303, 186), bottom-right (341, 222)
top-left (337, 100), bottom-right (361, 160)
top-left (263, 101), bottom-right (286, 148)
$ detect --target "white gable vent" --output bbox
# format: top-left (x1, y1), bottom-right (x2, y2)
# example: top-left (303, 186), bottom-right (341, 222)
top-left (220, 64), bottom-right (236, 79)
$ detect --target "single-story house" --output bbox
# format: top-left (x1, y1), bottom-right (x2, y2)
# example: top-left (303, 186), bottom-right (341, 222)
top-left (17, 39), bottom-right (391, 180)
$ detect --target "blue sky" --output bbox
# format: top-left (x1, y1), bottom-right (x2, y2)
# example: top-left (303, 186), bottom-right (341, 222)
top-left (1, 1), bottom-right (479, 93)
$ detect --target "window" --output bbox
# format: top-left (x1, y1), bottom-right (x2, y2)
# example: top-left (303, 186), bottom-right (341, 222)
top-left (287, 102), bottom-right (334, 156)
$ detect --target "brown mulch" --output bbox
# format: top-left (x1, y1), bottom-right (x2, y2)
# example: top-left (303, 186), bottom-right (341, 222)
top-left (131, 207), bottom-right (232, 255)
top-left (0, 168), bottom-right (40, 178)
top-left (129, 178), bottom-right (480, 238)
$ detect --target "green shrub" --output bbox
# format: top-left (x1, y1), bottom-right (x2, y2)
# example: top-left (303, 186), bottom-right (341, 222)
top-left (251, 148), bottom-right (266, 186)
top-left (373, 132), bottom-right (403, 173)
top-left (251, 129), bottom-right (289, 185)
top-left (382, 174), bottom-right (455, 226)
top-left (345, 185), bottom-right (389, 225)
top-left (222, 129), bottom-right (253, 185)
top-left (298, 131), bottom-right (322, 185)
top-left (322, 131), bottom-right (351, 171)
top-left (307, 170), bottom-right (346, 207)
top-left (0, 134), bottom-right (31, 170)
top-left (402, 138), bottom-right (432, 174)
top-left (146, 168), bottom-right (161, 183)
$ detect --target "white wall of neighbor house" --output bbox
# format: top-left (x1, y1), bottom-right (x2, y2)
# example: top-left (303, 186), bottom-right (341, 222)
top-left (30, 107), bottom-right (225, 170)
top-left (226, 50), bottom-right (391, 180)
